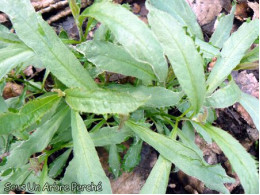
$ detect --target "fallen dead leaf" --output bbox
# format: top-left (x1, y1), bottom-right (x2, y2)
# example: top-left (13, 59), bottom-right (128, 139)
top-left (235, 2), bottom-right (249, 21)
top-left (232, 71), bottom-right (259, 128)
top-left (248, 1), bottom-right (259, 19)
top-left (3, 82), bottom-right (23, 99)
top-left (235, 104), bottom-right (255, 128)
top-left (186, 0), bottom-right (231, 26)
top-left (23, 66), bottom-right (34, 77)
top-left (233, 71), bottom-right (259, 98)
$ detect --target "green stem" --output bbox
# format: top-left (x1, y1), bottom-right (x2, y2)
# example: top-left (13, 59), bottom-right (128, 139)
top-left (169, 120), bottom-right (179, 139)
top-left (8, 76), bottom-right (45, 93)
top-left (84, 18), bottom-right (94, 40)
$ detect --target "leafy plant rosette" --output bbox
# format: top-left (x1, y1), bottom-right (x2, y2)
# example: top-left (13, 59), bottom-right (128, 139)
top-left (0, 0), bottom-right (259, 194)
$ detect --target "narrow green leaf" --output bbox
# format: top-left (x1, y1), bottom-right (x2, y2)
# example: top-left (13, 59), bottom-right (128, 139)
top-left (80, 1), bottom-right (168, 83)
top-left (142, 123), bottom-right (204, 194)
top-left (207, 20), bottom-right (259, 94)
top-left (0, 96), bottom-right (8, 113)
top-left (49, 110), bottom-right (72, 146)
top-left (182, 121), bottom-right (195, 142)
top-left (147, 0), bottom-right (203, 39)
top-left (199, 123), bottom-right (259, 194)
top-left (0, 94), bottom-right (61, 135)
top-left (23, 168), bottom-right (56, 194)
top-left (0, 44), bottom-right (35, 80)
top-left (69, 0), bottom-right (81, 18)
top-left (239, 92), bottom-right (259, 130)
top-left (210, 5), bottom-right (236, 48)
top-left (0, 165), bottom-right (32, 194)
top-left (76, 40), bottom-right (156, 83)
top-left (39, 160), bottom-right (48, 194)
top-left (180, 122), bottom-right (203, 157)
top-left (90, 126), bottom-right (132, 147)
top-left (108, 85), bottom-right (182, 108)
top-left (205, 80), bottom-right (241, 108)
top-left (235, 46), bottom-right (259, 70)
top-left (122, 138), bottom-right (143, 172)
top-left (71, 110), bottom-right (112, 193)
top-left (109, 144), bottom-right (121, 178)
top-left (61, 159), bottom-right (78, 193)
top-left (0, 105), bottom-right (69, 170)
top-left (126, 121), bottom-right (234, 193)
top-left (195, 38), bottom-right (220, 59)
top-left (65, 88), bottom-right (148, 114)
top-left (191, 122), bottom-right (212, 144)
top-left (140, 156), bottom-right (171, 194)
top-left (49, 149), bottom-right (72, 178)
top-left (0, 24), bottom-right (9, 33)
top-left (147, 5), bottom-right (206, 113)
top-left (0, 30), bottom-right (22, 46)
top-left (0, 0), bottom-right (97, 90)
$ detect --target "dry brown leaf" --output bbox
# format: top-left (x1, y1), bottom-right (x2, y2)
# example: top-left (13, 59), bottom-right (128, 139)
top-left (233, 71), bottom-right (259, 98)
top-left (3, 82), bottom-right (23, 99)
top-left (235, 104), bottom-right (255, 128)
top-left (248, 2), bottom-right (259, 19)
top-left (235, 2), bottom-right (249, 21)
top-left (23, 66), bottom-right (34, 77)
top-left (186, 0), bottom-right (231, 26)
top-left (232, 71), bottom-right (259, 128)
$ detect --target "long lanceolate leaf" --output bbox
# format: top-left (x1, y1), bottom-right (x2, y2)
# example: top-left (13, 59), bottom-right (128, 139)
top-left (209, 5), bottom-right (236, 49)
top-left (207, 20), bottom-right (259, 94)
top-left (65, 88), bottom-right (148, 115)
top-left (90, 126), bottom-right (132, 147)
top-left (147, 5), bottom-right (206, 114)
top-left (141, 122), bottom-right (202, 194)
top-left (0, 30), bottom-right (23, 47)
top-left (239, 92), bottom-right (259, 130)
top-left (0, 94), bottom-right (61, 135)
top-left (76, 40), bottom-right (157, 83)
top-left (205, 80), bottom-right (241, 108)
top-left (140, 156), bottom-right (171, 194)
top-left (80, 2), bottom-right (168, 83)
top-left (235, 46), bottom-right (259, 70)
top-left (71, 111), bottom-right (112, 194)
top-left (0, 0), bottom-right (97, 90)
top-left (126, 121), bottom-right (234, 193)
top-left (107, 85), bottom-right (182, 108)
top-left (0, 165), bottom-right (32, 194)
top-left (0, 105), bottom-right (69, 171)
top-left (148, 0), bottom-right (203, 39)
top-left (0, 44), bottom-right (35, 80)
top-left (199, 123), bottom-right (259, 194)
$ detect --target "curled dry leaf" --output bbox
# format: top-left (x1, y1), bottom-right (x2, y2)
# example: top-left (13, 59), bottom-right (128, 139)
top-left (3, 82), bottom-right (23, 99)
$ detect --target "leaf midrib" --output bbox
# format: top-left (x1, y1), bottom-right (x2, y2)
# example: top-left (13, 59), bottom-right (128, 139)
top-left (6, 4), bottom-right (96, 90)
top-left (157, 14), bottom-right (202, 111)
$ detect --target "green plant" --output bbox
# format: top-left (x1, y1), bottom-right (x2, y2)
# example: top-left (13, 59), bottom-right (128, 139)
top-left (0, 0), bottom-right (259, 194)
